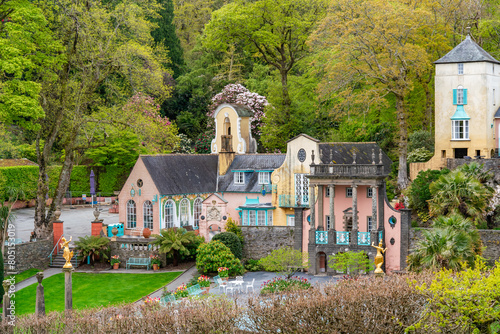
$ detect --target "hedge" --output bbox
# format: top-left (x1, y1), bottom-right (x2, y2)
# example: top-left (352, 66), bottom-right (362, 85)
top-left (0, 165), bottom-right (127, 200)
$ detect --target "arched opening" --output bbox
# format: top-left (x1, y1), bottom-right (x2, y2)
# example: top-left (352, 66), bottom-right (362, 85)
top-left (208, 223), bottom-right (221, 241)
top-left (224, 117), bottom-right (231, 135)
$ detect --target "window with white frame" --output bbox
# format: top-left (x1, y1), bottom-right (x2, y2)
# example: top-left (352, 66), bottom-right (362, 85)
top-left (367, 187), bottom-right (373, 198)
top-left (287, 215), bottom-right (295, 226)
top-left (325, 186), bottom-right (330, 197)
top-left (193, 198), bottom-right (202, 228)
top-left (346, 187), bottom-right (353, 198)
top-left (164, 200), bottom-right (175, 229)
top-left (457, 86), bottom-right (464, 104)
top-left (180, 198), bottom-right (189, 226)
top-left (326, 215), bottom-right (331, 230)
top-left (234, 172), bottom-right (244, 185)
top-left (127, 200), bottom-right (137, 228)
top-left (249, 211), bottom-right (256, 225)
top-left (458, 63), bottom-right (464, 75)
top-left (143, 201), bottom-right (153, 230)
top-left (452, 120), bottom-right (469, 140)
top-left (268, 211), bottom-right (273, 226)
top-left (367, 216), bottom-right (374, 232)
top-left (258, 172), bottom-right (270, 184)
top-left (295, 173), bottom-right (309, 205)
top-left (242, 211), bottom-right (248, 225)
top-left (257, 211), bottom-right (266, 225)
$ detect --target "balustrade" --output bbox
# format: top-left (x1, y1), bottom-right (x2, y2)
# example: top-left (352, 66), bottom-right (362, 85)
top-left (315, 231), bottom-right (328, 244)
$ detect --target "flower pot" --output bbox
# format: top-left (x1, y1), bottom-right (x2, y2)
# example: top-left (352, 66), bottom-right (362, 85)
top-left (201, 287), bottom-right (210, 295)
top-left (113, 263), bottom-right (119, 270)
top-left (143, 228), bottom-right (151, 238)
top-left (221, 277), bottom-right (228, 281)
top-left (153, 264), bottom-right (159, 271)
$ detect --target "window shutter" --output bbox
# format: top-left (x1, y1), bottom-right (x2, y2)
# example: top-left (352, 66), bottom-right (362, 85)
top-left (463, 89), bottom-right (467, 105)
top-left (453, 89), bottom-right (457, 105)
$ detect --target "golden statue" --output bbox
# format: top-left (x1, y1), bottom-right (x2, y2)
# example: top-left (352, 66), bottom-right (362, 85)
top-left (371, 240), bottom-right (387, 274)
top-left (61, 236), bottom-right (74, 269)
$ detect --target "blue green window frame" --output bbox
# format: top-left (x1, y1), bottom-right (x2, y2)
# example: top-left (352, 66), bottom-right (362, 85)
top-left (241, 209), bottom-right (274, 226)
top-left (453, 88), bottom-right (468, 105)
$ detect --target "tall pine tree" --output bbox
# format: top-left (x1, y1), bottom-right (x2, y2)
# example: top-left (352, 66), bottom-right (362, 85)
top-left (152, 0), bottom-right (185, 78)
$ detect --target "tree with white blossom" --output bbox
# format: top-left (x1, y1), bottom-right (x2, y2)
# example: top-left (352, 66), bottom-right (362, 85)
top-left (207, 84), bottom-right (268, 137)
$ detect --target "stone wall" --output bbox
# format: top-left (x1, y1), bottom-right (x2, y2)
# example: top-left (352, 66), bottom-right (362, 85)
top-left (3, 239), bottom-right (52, 273)
top-left (241, 226), bottom-right (296, 259)
top-left (410, 228), bottom-right (500, 263)
top-left (447, 158), bottom-right (500, 183)
top-left (110, 237), bottom-right (166, 268)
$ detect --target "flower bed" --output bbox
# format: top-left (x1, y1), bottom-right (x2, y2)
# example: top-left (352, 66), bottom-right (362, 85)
top-left (260, 276), bottom-right (311, 295)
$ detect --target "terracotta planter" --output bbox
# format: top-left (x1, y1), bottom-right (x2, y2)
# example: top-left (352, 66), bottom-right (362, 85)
top-left (221, 277), bottom-right (228, 281)
top-left (153, 264), bottom-right (159, 271)
top-left (143, 228), bottom-right (151, 238)
top-left (113, 263), bottom-right (119, 270)
top-left (201, 287), bottom-right (210, 295)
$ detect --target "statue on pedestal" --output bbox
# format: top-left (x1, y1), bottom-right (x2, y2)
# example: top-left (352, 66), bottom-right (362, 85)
top-left (61, 236), bottom-right (74, 269)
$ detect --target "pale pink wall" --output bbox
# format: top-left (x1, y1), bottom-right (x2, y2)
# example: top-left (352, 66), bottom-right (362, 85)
top-left (383, 201), bottom-right (402, 272)
top-left (200, 194), bottom-right (228, 241)
top-left (219, 192), bottom-right (273, 223)
top-left (118, 157), bottom-right (161, 235)
top-left (317, 185), bottom-right (374, 232)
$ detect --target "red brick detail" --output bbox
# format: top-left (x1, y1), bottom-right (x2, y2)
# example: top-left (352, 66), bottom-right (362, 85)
top-left (53, 221), bottom-right (64, 250)
top-left (91, 221), bottom-right (103, 236)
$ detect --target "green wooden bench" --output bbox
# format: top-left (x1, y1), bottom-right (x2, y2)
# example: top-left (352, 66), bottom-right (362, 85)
top-left (187, 284), bottom-right (203, 296)
top-left (160, 295), bottom-right (177, 306)
top-left (126, 257), bottom-right (151, 270)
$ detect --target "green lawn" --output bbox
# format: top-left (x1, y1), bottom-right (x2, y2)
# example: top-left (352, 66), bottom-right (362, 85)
top-left (14, 272), bottom-right (182, 316)
top-left (12, 268), bottom-right (41, 283)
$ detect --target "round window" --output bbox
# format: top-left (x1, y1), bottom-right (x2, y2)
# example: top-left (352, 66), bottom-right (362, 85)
top-left (137, 179), bottom-right (143, 187)
top-left (298, 148), bottom-right (306, 162)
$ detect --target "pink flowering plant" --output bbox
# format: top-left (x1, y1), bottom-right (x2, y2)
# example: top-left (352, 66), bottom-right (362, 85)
top-left (174, 284), bottom-right (189, 299)
top-left (197, 275), bottom-right (211, 288)
top-left (110, 255), bottom-right (120, 265)
top-left (217, 267), bottom-right (229, 278)
top-left (149, 255), bottom-right (161, 266)
top-left (207, 84), bottom-right (268, 137)
top-left (260, 276), bottom-right (311, 295)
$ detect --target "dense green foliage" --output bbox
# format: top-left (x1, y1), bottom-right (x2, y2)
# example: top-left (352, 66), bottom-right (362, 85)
top-left (0, 249), bottom-right (4, 297)
top-left (211, 232), bottom-right (242, 259)
top-left (74, 236), bottom-right (110, 266)
top-left (329, 251), bottom-right (374, 277)
top-left (196, 240), bottom-right (243, 275)
top-left (259, 247), bottom-right (308, 279)
top-left (244, 258), bottom-right (263, 272)
top-left (150, 227), bottom-right (198, 266)
top-left (260, 276), bottom-right (311, 295)
top-left (225, 217), bottom-right (244, 245)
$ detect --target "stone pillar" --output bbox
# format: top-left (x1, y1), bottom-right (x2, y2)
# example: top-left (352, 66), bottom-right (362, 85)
top-left (317, 185), bottom-right (324, 230)
top-left (371, 186), bottom-right (378, 231)
top-left (91, 220), bottom-right (103, 236)
top-left (63, 268), bottom-right (74, 313)
top-left (53, 221), bottom-right (64, 248)
top-left (309, 184), bottom-right (316, 228)
top-left (2, 280), bottom-right (11, 320)
top-left (351, 184), bottom-right (358, 245)
top-left (329, 185), bottom-right (335, 231)
top-left (294, 208), bottom-right (304, 251)
top-left (36, 272), bottom-right (45, 316)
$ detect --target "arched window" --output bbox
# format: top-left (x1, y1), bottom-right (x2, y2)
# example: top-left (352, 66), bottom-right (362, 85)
top-left (180, 198), bottom-right (190, 226)
top-left (127, 200), bottom-right (136, 229)
top-left (143, 201), bottom-right (153, 230)
top-left (164, 200), bottom-right (175, 229)
top-left (193, 198), bottom-right (202, 228)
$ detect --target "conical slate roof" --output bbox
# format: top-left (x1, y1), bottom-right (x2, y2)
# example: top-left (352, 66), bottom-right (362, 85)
top-left (434, 35), bottom-right (500, 64)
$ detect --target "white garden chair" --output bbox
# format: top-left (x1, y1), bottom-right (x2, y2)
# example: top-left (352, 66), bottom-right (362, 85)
top-left (246, 278), bottom-right (255, 293)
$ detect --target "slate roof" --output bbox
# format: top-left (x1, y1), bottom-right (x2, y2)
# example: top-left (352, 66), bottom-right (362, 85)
top-left (218, 154), bottom-right (286, 193)
top-left (215, 103), bottom-right (253, 117)
top-left (141, 155), bottom-right (218, 195)
top-left (435, 35), bottom-right (500, 64)
top-left (318, 142), bottom-right (393, 173)
top-left (494, 107), bottom-right (500, 118)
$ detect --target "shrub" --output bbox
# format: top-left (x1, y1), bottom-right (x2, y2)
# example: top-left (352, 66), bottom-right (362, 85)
top-left (259, 247), bottom-right (308, 279)
top-left (329, 251), bottom-right (374, 277)
top-left (211, 232), bottom-right (242, 259)
top-left (260, 276), bottom-right (311, 295)
top-left (225, 217), bottom-right (244, 245)
top-left (245, 259), bottom-right (263, 272)
top-left (407, 147), bottom-right (433, 163)
top-left (0, 249), bottom-right (4, 296)
top-left (405, 168), bottom-right (450, 219)
top-left (74, 235), bottom-right (110, 265)
top-left (196, 240), bottom-right (243, 276)
top-left (408, 129), bottom-right (434, 152)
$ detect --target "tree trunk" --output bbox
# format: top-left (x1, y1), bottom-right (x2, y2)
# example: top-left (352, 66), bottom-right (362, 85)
top-left (396, 96), bottom-right (409, 190)
top-left (173, 250), bottom-right (179, 267)
top-left (280, 68), bottom-right (291, 123)
top-left (34, 141), bottom-right (52, 240)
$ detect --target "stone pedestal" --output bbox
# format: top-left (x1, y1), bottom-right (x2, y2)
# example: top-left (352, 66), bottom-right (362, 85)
top-left (2, 280), bottom-right (12, 319)
top-left (53, 220), bottom-right (64, 248)
top-left (36, 272), bottom-right (45, 316)
top-left (63, 268), bottom-right (74, 312)
top-left (91, 220), bottom-right (103, 236)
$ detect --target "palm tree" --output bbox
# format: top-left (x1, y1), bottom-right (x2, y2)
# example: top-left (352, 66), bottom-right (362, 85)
top-left (74, 235), bottom-right (110, 265)
top-left (458, 161), bottom-right (493, 185)
top-left (429, 170), bottom-right (493, 225)
top-left (407, 226), bottom-right (475, 271)
top-left (432, 214), bottom-right (482, 256)
top-left (150, 227), bottom-right (197, 266)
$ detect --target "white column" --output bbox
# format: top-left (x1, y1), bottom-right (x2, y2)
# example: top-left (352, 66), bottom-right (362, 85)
top-left (329, 184), bottom-right (335, 231)
top-left (371, 185), bottom-right (378, 231)
top-left (352, 184), bottom-right (358, 231)
top-left (309, 184), bottom-right (315, 228)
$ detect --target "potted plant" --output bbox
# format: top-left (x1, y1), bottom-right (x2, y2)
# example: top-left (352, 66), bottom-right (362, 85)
top-left (218, 267), bottom-right (229, 281)
top-left (111, 255), bottom-right (120, 269)
top-left (174, 284), bottom-right (189, 300)
top-left (198, 275), bottom-right (211, 294)
top-left (150, 254), bottom-right (161, 270)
